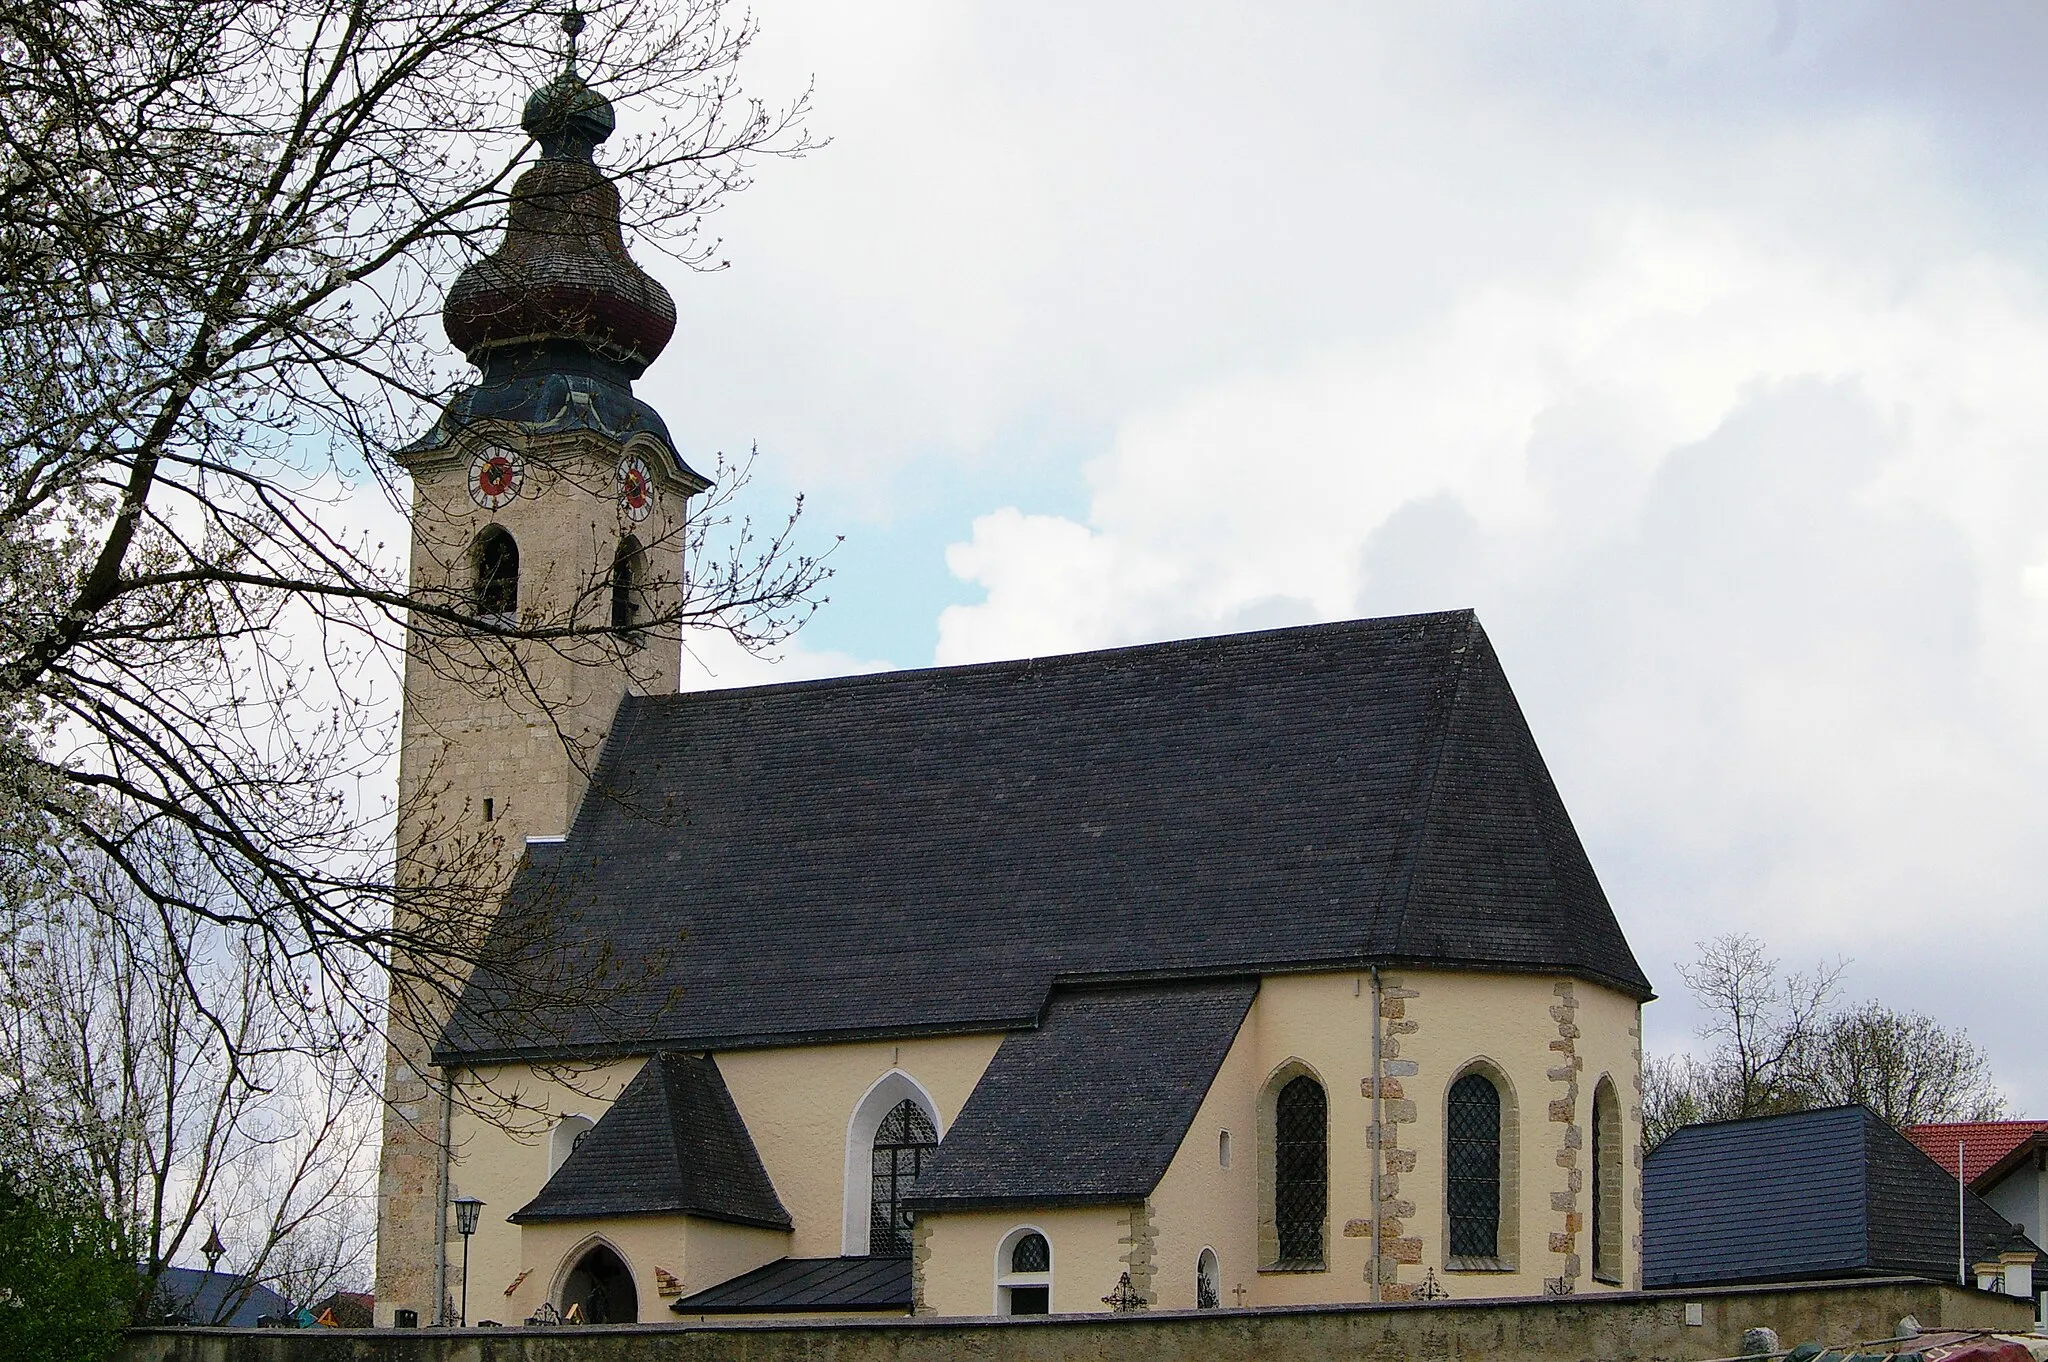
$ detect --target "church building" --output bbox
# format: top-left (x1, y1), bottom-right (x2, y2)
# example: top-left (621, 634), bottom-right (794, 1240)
top-left (374, 52), bottom-right (1653, 1328)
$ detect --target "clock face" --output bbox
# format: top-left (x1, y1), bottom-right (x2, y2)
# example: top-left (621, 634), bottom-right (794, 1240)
top-left (617, 454), bottom-right (654, 522)
top-left (468, 447), bottom-right (523, 509)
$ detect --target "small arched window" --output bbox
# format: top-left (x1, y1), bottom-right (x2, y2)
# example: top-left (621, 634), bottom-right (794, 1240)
top-left (1274, 1075), bottom-right (1328, 1267)
top-left (997, 1228), bottom-right (1051, 1315)
top-left (1447, 1072), bottom-right (1502, 1260)
top-left (610, 535), bottom-right (643, 634)
top-left (869, 1099), bottom-right (937, 1258)
top-left (548, 1115), bottom-right (594, 1175)
top-left (1196, 1248), bottom-right (1220, 1309)
top-left (1592, 1076), bottom-right (1622, 1283)
top-left (475, 526), bottom-right (518, 617)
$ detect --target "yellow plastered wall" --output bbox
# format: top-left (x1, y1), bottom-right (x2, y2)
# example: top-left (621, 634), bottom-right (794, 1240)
top-left (1141, 993), bottom-right (1262, 1309)
top-left (1136, 969), bottom-right (1643, 1308)
top-left (443, 969), bottom-right (1642, 1320)
top-left (506, 1216), bottom-right (789, 1324)
top-left (716, 1034), bottom-right (1006, 1259)
top-left (445, 1032), bottom-right (1006, 1318)
top-left (919, 1206), bottom-right (1136, 1316)
top-left (1397, 971), bottom-right (1643, 1296)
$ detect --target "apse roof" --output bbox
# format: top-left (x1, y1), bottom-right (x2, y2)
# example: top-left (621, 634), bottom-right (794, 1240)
top-left (439, 609), bottom-right (1650, 1064)
top-left (906, 980), bottom-right (1257, 1210)
top-left (1643, 1105), bottom-right (2035, 1289)
top-left (509, 1051), bottom-right (789, 1230)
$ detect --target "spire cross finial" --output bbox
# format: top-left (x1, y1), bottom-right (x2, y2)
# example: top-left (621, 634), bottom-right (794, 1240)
top-left (560, 7), bottom-right (585, 75)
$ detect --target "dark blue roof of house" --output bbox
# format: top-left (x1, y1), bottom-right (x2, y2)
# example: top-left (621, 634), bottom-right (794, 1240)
top-left (438, 611), bottom-right (1649, 1064)
top-left (669, 1257), bottom-right (911, 1314)
top-left (510, 1052), bottom-right (790, 1230)
top-left (908, 980), bottom-right (1258, 1209)
top-left (1643, 1105), bottom-right (2035, 1288)
top-left (154, 1267), bottom-right (295, 1327)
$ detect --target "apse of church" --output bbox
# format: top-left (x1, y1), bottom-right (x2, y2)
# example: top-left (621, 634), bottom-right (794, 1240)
top-left (376, 35), bottom-right (1651, 1330)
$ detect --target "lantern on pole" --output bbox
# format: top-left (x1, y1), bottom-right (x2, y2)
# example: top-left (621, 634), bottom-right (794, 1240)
top-left (451, 1196), bottom-right (485, 1326)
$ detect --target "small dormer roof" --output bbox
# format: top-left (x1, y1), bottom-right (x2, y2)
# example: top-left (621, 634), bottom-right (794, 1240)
top-left (509, 1052), bottom-right (791, 1230)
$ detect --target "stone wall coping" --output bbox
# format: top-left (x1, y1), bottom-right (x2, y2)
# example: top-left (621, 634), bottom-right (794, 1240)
top-left (126, 1274), bottom-right (2012, 1338)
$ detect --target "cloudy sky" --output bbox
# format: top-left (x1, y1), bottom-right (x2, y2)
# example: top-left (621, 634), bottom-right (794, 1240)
top-left (612, 4), bottom-right (2048, 1108)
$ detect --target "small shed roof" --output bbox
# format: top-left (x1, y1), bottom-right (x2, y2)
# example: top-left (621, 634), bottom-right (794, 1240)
top-left (669, 1257), bottom-right (910, 1314)
top-left (907, 979), bottom-right (1257, 1210)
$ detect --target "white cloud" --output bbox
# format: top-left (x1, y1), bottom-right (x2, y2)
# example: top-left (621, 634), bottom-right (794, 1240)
top-left (937, 208), bottom-right (2048, 1106)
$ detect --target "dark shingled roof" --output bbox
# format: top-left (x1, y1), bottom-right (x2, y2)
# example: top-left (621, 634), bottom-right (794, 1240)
top-left (908, 980), bottom-right (1257, 1210)
top-left (440, 610), bottom-right (1648, 1063)
top-left (669, 1257), bottom-right (911, 1314)
top-left (509, 1052), bottom-right (790, 1230)
top-left (1643, 1105), bottom-right (2037, 1289)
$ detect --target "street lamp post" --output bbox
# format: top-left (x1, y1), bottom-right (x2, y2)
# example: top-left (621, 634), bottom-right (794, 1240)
top-left (451, 1196), bottom-right (485, 1327)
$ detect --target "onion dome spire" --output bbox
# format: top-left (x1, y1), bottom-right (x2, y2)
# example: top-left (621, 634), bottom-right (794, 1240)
top-left (441, 13), bottom-right (676, 378)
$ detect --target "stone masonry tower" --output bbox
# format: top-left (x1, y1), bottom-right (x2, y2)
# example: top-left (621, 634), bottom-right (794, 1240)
top-left (374, 33), bottom-right (708, 1326)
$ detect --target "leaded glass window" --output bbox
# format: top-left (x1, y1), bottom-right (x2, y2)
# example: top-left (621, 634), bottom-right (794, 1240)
top-left (1010, 1232), bottom-right (1050, 1274)
top-left (1274, 1075), bottom-right (1327, 1265)
top-left (1447, 1072), bottom-right (1501, 1259)
top-left (1590, 1086), bottom-right (1606, 1276)
top-left (869, 1099), bottom-right (937, 1257)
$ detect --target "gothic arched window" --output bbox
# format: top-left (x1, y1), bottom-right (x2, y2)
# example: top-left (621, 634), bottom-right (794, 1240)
top-left (1447, 1071), bottom-right (1502, 1260)
top-left (475, 526), bottom-right (518, 617)
top-left (1592, 1076), bottom-right (1622, 1282)
top-left (610, 535), bottom-right (643, 634)
top-left (1274, 1075), bottom-right (1328, 1267)
top-left (869, 1098), bottom-right (937, 1257)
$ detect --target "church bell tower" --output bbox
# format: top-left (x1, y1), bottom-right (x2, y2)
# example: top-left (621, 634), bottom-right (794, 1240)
top-left (374, 31), bottom-right (708, 1325)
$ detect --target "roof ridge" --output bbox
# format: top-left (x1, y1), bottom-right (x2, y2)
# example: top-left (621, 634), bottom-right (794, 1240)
top-left (628, 609), bottom-right (1482, 712)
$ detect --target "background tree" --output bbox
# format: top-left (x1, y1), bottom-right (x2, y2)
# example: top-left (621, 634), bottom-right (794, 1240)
top-left (1804, 1001), bottom-right (2005, 1129)
top-left (1644, 934), bottom-right (2005, 1149)
top-left (0, 835), bottom-right (378, 1318)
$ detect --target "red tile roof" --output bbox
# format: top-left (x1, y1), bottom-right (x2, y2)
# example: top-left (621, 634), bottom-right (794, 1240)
top-left (1905, 1121), bottom-right (2048, 1189)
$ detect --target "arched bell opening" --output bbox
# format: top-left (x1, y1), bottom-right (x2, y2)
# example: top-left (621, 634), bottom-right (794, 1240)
top-left (473, 525), bottom-right (519, 617)
top-left (559, 1241), bottom-right (637, 1324)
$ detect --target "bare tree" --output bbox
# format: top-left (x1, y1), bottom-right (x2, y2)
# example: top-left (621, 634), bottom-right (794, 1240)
top-left (0, 837), bottom-right (379, 1320)
top-left (0, 0), bottom-right (827, 1130)
top-left (1645, 934), bottom-right (2005, 1149)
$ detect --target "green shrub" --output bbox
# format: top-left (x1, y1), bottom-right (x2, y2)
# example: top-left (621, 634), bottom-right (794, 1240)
top-left (0, 1167), bottom-right (139, 1362)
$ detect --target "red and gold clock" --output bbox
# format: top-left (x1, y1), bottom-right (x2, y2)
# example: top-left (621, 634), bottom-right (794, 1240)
top-left (468, 446), bottom-right (523, 509)
top-left (617, 454), bottom-right (654, 522)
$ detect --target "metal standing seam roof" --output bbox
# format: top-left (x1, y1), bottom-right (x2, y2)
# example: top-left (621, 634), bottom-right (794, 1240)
top-left (906, 979), bottom-right (1260, 1210)
top-left (509, 1051), bottom-right (790, 1230)
top-left (668, 1256), bottom-right (911, 1314)
top-left (439, 610), bottom-right (1650, 1065)
top-left (1643, 1105), bottom-right (2036, 1290)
